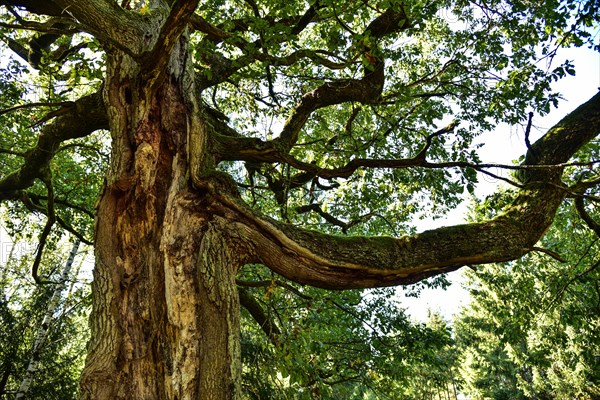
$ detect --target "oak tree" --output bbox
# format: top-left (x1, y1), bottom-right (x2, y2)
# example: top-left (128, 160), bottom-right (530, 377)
top-left (0, 0), bottom-right (598, 398)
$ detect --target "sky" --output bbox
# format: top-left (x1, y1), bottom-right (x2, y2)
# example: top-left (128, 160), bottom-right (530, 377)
top-left (399, 44), bottom-right (600, 322)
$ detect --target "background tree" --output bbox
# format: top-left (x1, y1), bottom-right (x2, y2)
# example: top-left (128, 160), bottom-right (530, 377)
top-left (0, 0), bottom-right (598, 399)
top-left (0, 229), bottom-right (91, 399)
top-left (238, 272), bottom-right (462, 399)
top-left (454, 186), bottom-right (600, 399)
top-left (15, 240), bottom-right (80, 399)
top-left (399, 311), bottom-right (462, 400)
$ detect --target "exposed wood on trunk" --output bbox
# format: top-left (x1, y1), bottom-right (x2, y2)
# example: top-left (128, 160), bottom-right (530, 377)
top-left (80, 20), bottom-right (247, 396)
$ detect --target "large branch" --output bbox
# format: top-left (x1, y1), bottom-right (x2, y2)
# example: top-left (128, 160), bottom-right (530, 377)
top-left (195, 7), bottom-right (410, 147)
top-left (275, 69), bottom-right (385, 151)
top-left (3, 0), bottom-right (64, 16)
top-left (0, 91), bottom-right (108, 199)
top-left (275, 7), bottom-right (409, 151)
top-left (214, 92), bottom-right (600, 289)
top-left (49, 0), bottom-right (144, 53)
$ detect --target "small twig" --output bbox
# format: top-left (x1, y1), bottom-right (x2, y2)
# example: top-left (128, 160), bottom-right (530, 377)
top-left (265, 65), bottom-right (280, 106)
top-left (541, 238), bottom-right (598, 314)
top-left (472, 166), bottom-right (526, 189)
top-left (575, 195), bottom-right (600, 237)
top-left (20, 192), bottom-right (93, 244)
top-left (524, 111), bottom-right (534, 154)
top-left (570, 174), bottom-right (600, 193)
top-left (236, 278), bottom-right (312, 300)
top-left (331, 1), bottom-right (356, 35)
top-left (344, 106), bottom-right (361, 135)
top-left (0, 101), bottom-right (75, 117)
top-left (551, 257), bottom-right (600, 311)
top-left (56, 142), bottom-right (109, 161)
top-left (416, 121), bottom-right (459, 159)
top-left (296, 203), bottom-right (350, 231)
top-left (529, 246), bottom-right (566, 263)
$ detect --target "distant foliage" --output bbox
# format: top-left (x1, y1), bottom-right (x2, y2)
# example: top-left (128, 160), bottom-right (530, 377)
top-left (0, 235), bottom-right (91, 399)
top-left (455, 195), bottom-right (600, 399)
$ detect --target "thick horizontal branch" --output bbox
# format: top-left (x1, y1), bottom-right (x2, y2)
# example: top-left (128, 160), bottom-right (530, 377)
top-left (223, 193), bottom-right (556, 288)
top-left (211, 92), bottom-right (600, 289)
top-left (0, 91), bottom-right (108, 198)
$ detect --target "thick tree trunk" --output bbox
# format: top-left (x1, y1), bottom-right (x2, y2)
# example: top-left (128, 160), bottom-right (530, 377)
top-left (79, 39), bottom-right (246, 399)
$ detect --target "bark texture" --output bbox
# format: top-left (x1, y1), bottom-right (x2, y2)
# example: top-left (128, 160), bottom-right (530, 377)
top-left (79, 9), bottom-right (245, 397)
top-left (232, 93), bottom-right (600, 289)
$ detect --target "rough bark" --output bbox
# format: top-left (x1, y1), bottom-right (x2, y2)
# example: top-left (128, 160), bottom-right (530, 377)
top-left (79, 17), bottom-right (248, 398)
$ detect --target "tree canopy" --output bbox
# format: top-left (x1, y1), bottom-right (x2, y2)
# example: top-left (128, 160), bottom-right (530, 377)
top-left (0, 0), bottom-right (598, 398)
top-left (0, 0), bottom-right (598, 282)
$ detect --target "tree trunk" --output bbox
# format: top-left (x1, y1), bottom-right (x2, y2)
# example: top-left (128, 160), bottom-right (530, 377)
top-left (78, 35), bottom-right (248, 399)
